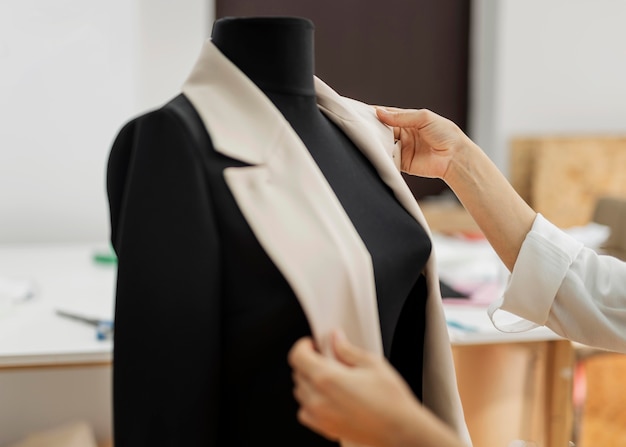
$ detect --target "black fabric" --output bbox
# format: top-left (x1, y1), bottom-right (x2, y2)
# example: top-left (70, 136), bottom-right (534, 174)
top-left (211, 16), bottom-right (316, 96)
top-left (264, 89), bottom-right (432, 358)
top-left (108, 16), bottom-right (432, 447)
top-left (108, 102), bottom-right (223, 446)
top-left (390, 274), bottom-right (428, 397)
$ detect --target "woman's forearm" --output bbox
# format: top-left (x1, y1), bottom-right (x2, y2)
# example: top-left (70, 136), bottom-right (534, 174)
top-left (390, 404), bottom-right (468, 447)
top-left (376, 107), bottom-right (536, 271)
top-left (443, 140), bottom-right (537, 271)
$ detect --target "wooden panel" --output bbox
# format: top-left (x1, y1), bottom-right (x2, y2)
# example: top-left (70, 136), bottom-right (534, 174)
top-left (545, 340), bottom-right (575, 447)
top-left (577, 352), bottom-right (626, 447)
top-left (510, 137), bottom-right (540, 205)
top-left (511, 136), bottom-right (626, 228)
top-left (452, 340), bottom-right (575, 447)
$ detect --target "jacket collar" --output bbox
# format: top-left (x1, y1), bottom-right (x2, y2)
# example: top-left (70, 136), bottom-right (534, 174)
top-left (181, 40), bottom-right (429, 231)
top-left (179, 41), bottom-right (469, 441)
top-left (180, 39), bottom-right (435, 358)
top-left (182, 40), bottom-right (293, 165)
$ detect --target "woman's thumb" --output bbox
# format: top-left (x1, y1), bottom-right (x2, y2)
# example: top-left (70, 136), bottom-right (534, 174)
top-left (375, 107), bottom-right (398, 125)
top-left (376, 107), bottom-right (428, 129)
top-left (332, 330), bottom-right (375, 367)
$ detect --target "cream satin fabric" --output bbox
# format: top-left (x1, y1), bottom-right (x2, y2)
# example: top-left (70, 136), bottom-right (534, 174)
top-left (182, 39), bottom-right (471, 447)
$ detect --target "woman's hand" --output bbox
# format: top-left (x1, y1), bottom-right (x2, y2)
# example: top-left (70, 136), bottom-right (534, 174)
top-left (377, 106), bottom-right (536, 271)
top-left (376, 107), bottom-right (475, 181)
top-left (288, 330), bottom-right (464, 447)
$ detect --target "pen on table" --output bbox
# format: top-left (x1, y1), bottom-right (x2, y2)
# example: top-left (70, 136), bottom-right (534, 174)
top-left (446, 319), bottom-right (478, 333)
top-left (56, 309), bottom-right (114, 341)
top-left (93, 250), bottom-right (117, 265)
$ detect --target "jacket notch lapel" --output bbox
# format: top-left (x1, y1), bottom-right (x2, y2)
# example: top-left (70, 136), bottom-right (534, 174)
top-left (182, 40), bottom-right (384, 357)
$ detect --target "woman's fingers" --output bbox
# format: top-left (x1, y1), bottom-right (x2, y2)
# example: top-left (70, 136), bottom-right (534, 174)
top-left (376, 107), bottom-right (432, 129)
top-left (331, 330), bottom-right (377, 368)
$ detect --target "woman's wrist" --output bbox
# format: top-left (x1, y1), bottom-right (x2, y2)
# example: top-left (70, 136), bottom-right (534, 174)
top-left (388, 402), bottom-right (465, 447)
top-left (440, 134), bottom-right (537, 270)
top-left (441, 137), bottom-right (485, 193)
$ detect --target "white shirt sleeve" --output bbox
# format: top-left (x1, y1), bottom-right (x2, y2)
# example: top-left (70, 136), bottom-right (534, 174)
top-left (488, 214), bottom-right (626, 354)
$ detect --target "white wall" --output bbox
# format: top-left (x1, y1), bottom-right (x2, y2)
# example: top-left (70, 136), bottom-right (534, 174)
top-left (0, 0), bottom-right (212, 244)
top-left (134, 0), bottom-right (214, 111)
top-left (4, 1), bottom-right (624, 243)
top-left (470, 0), bottom-right (626, 174)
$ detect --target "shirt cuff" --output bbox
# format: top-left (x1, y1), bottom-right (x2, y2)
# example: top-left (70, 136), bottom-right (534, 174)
top-left (488, 214), bottom-right (584, 332)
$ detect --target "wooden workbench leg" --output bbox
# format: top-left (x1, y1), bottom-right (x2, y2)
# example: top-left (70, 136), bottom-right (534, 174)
top-left (545, 339), bottom-right (575, 447)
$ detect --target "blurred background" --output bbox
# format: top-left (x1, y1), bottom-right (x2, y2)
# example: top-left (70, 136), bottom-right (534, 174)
top-left (1, 1), bottom-right (626, 447)
top-left (2, 0), bottom-right (626, 244)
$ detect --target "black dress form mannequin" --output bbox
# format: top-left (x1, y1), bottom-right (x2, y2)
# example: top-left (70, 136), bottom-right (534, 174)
top-left (215, 16), bottom-right (432, 444)
top-left (108, 16), bottom-right (432, 447)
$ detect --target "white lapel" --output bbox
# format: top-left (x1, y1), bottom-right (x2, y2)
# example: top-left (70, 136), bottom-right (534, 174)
top-left (314, 77), bottom-right (434, 239)
top-left (314, 77), bottom-right (445, 310)
top-left (181, 39), bottom-right (466, 447)
top-left (181, 39), bottom-right (437, 359)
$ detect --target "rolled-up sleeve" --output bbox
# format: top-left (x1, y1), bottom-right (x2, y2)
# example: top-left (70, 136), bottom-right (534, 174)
top-left (488, 214), bottom-right (626, 353)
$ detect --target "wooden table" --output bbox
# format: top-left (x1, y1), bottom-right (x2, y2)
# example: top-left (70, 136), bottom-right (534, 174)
top-left (0, 241), bottom-right (575, 447)
top-left (446, 305), bottom-right (574, 447)
top-left (0, 243), bottom-right (115, 446)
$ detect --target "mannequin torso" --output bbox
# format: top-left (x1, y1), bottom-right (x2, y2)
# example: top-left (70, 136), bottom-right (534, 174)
top-left (211, 16), bottom-right (432, 444)
top-left (108, 16), bottom-right (434, 447)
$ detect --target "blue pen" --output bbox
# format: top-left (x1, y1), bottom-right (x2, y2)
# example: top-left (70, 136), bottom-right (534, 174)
top-left (446, 319), bottom-right (478, 333)
top-left (56, 309), bottom-right (114, 341)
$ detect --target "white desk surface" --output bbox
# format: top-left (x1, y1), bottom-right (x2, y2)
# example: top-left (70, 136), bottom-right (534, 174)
top-left (0, 243), bottom-right (116, 368)
top-left (0, 238), bottom-right (563, 368)
top-left (433, 232), bottom-right (563, 345)
top-left (444, 303), bottom-right (562, 345)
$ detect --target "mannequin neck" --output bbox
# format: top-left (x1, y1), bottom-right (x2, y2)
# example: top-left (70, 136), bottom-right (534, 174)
top-left (211, 17), bottom-right (316, 96)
